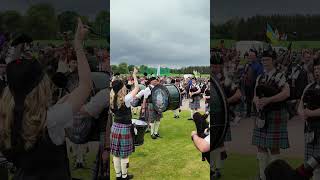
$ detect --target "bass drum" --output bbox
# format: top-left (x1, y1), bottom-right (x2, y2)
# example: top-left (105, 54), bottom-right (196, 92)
top-left (212, 76), bottom-right (229, 150)
top-left (151, 84), bottom-right (181, 113)
top-left (66, 72), bottom-right (110, 144)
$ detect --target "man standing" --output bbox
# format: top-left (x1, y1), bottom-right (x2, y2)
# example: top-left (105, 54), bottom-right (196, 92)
top-left (142, 77), bottom-right (162, 139)
top-left (242, 49), bottom-right (263, 117)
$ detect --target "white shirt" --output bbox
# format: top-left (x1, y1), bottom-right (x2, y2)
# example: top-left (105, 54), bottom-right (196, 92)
top-left (205, 134), bottom-right (210, 145)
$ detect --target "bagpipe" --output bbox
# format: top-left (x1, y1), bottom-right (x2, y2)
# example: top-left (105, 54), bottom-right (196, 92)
top-left (265, 156), bottom-right (320, 180)
top-left (192, 112), bottom-right (210, 163)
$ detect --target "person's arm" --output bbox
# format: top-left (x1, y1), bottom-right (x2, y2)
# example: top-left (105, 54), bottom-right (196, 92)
top-left (191, 133), bottom-right (210, 153)
top-left (227, 88), bottom-right (241, 103)
top-left (59, 18), bottom-right (92, 113)
top-left (129, 67), bottom-right (139, 98)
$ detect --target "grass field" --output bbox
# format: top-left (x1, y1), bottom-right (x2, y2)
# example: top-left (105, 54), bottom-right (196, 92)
top-left (110, 110), bottom-right (209, 180)
top-left (217, 153), bottom-right (303, 180)
top-left (211, 39), bottom-right (320, 50)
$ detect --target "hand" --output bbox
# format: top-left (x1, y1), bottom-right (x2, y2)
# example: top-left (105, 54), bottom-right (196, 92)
top-left (133, 67), bottom-right (138, 75)
top-left (259, 97), bottom-right (271, 109)
top-left (74, 17), bottom-right (89, 43)
top-left (304, 108), bottom-right (314, 118)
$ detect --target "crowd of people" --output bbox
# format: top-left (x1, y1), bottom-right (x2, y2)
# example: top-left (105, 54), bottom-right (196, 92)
top-left (211, 42), bottom-right (320, 179)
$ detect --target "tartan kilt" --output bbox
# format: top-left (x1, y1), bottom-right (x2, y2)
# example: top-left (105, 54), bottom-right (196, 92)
top-left (110, 123), bottom-right (134, 158)
top-left (189, 96), bottom-right (201, 110)
top-left (146, 103), bottom-right (162, 123)
top-left (252, 108), bottom-right (289, 149)
top-left (304, 130), bottom-right (320, 164)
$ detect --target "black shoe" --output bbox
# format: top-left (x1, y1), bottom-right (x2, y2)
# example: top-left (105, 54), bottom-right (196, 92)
top-left (151, 134), bottom-right (157, 139)
top-left (122, 174), bottom-right (134, 179)
top-left (221, 151), bottom-right (228, 160)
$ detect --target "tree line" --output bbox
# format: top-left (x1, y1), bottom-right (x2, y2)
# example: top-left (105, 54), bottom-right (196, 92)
top-left (0, 3), bottom-right (109, 41)
top-left (212, 14), bottom-right (320, 41)
top-left (111, 63), bottom-right (210, 75)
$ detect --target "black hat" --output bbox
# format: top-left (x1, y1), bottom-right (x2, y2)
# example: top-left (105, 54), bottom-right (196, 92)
top-left (6, 58), bottom-right (44, 145)
top-left (11, 33), bottom-right (33, 47)
top-left (314, 58), bottom-right (320, 66)
top-left (112, 79), bottom-right (124, 93)
top-left (262, 49), bottom-right (277, 59)
top-left (211, 52), bottom-right (223, 65)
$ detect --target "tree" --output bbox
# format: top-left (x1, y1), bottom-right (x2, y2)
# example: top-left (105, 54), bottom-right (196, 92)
top-left (25, 3), bottom-right (58, 40)
top-left (94, 11), bottom-right (109, 39)
top-left (128, 65), bottom-right (135, 72)
top-left (1, 11), bottom-right (23, 33)
top-left (57, 11), bottom-right (79, 33)
top-left (118, 62), bottom-right (129, 74)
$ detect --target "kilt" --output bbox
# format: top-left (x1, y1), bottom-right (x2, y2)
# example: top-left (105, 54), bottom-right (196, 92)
top-left (304, 130), bottom-right (320, 163)
top-left (189, 96), bottom-right (201, 110)
top-left (252, 108), bottom-right (289, 149)
top-left (110, 123), bottom-right (134, 158)
top-left (146, 103), bottom-right (162, 123)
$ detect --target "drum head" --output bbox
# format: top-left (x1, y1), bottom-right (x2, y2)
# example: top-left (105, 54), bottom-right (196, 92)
top-left (151, 84), bottom-right (169, 113)
top-left (212, 76), bottom-right (229, 150)
top-left (132, 119), bottom-right (148, 126)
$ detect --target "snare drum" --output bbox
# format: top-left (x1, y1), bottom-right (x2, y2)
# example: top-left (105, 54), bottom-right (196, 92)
top-left (132, 119), bottom-right (148, 146)
top-left (151, 84), bottom-right (181, 113)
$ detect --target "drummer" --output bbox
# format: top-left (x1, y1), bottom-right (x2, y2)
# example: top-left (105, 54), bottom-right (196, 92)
top-left (142, 77), bottom-right (163, 139)
top-left (110, 67), bottom-right (140, 180)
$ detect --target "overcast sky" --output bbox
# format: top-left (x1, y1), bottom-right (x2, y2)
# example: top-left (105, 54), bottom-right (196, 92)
top-left (0, 0), bottom-right (109, 20)
top-left (111, 0), bottom-right (210, 68)
top-left (212, 0), bottom-right (320, 24)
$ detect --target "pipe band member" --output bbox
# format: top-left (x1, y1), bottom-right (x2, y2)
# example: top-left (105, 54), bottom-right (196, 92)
top-left (188, 78), bottom-right (201, 120)
top-left (0, 18), bottom-right (92, 180)
top-left (252, 49), bottom-right (290, 180)
top-left (110, 68), bottom-right (139, 180)
top-left (142, 77), bottom-right (162, 139)
top-left (298, 57), bottom-right (320, 179)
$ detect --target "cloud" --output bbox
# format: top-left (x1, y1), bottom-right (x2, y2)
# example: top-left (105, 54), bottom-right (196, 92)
top-left (111, 0), bottom-right (210, 68)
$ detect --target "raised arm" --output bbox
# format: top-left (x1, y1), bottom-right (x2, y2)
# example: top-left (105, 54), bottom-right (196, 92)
top-left (61, 18), bottom-right (92, 113)
top-left (129, 67), bottom-right (139, 97)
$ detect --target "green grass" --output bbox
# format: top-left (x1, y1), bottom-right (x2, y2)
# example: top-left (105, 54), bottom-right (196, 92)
top-left (211, 39), bottom-right (320, 50)
top-left (110, 110), bottom-right (209, 180)
top-left (216, 153), bottom-right (303, 180)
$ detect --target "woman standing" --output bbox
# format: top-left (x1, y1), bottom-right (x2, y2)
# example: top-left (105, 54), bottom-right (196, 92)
top-left (252, 50), bottom-right (290, 180)
top-left (0, 18), bottom-right (92, 180)
top-left (110, 67), bottom-right (139, 180)
top-left (298, 58), bottom-right (320, 179)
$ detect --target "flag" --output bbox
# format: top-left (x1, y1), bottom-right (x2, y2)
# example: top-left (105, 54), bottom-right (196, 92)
top-left (266, 23), bottom-right (278, 44)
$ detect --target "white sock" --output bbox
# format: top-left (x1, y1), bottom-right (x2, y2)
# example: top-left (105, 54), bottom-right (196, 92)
top-left (121, 157), bottom-right (129, 178)
top-left (191, 110), bottom-right (195, 118)
top-left (174, 109), bottom-right (179, 116)
top-left (213, 148), bottom-right (223, 169)
top-left (150, 123), bottom-right (155, 135)
top-left (313, 168), bottom-right (320, 180)
top-left (155, 121), bottom-right (160, 134)
top-left (113, 156), bottom-right (121, 177)
top-left (257, 152), bottom-right (269, 180)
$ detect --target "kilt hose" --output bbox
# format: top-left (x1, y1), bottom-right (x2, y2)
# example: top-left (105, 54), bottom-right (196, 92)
top-left (145, 103), bottom-right (162, 123)
top-left (110, 123), bottom-right (134, 158)
top-left (189, 96), bottom-right (201, 110)
top-left (304, 129), bottom-right (320, 164)
top-left (252, 108), bottom-right (290, 150)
